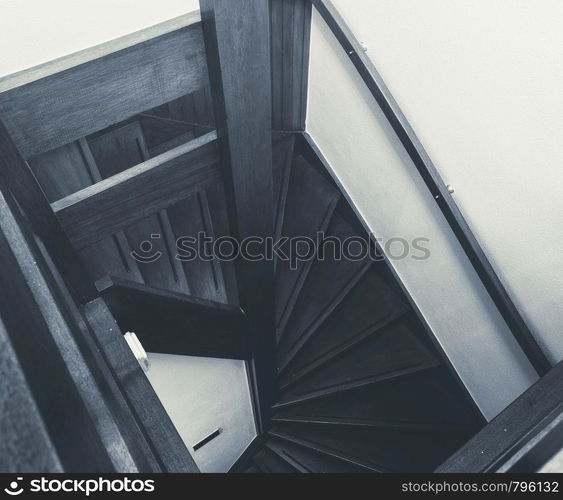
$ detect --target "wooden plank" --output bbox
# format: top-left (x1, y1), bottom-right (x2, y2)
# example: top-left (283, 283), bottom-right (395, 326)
top-left (270, 0), bottom-right (312, 131)
top-left (437, 360), bottom-right (563, 472)
top-left (201, 0), bottom-right (277, 430)
top-left (167, 191), bottom-right (228, 303)
top-left (0, 23), bottom-right (209, 158)
top-left (0, 119), bottom-right (96, 302)
top-left (0, 190), bottom-right (115, 472)
top-left (28, 138), bottom-right (144, 284)
top-left (53, 132), bottom-right (221, 249)
top-left (88, 120), bottom-right (189, 294)
top-left (83, 298), bottom-right (200, 472)
top-left (96, 276), bottom-right (248, 359)
top-left (0, 319), bottom-right (62, 472)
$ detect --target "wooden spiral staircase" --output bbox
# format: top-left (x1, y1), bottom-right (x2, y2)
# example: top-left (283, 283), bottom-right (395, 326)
top-left (1, 0), bottom-right (560, 474)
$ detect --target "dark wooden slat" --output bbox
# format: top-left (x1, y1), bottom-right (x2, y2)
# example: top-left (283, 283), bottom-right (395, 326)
top-left (276, 366), bottom-right (481, 429)
top-left (277, 213), bottom-right (371, 361)
top-left (206, 181), bottom-right (240, 306)
top-left (279, 268), bottom-right (408, 387)
top-left (272, 421), bottom-right (471, 473)
top-left (252, 447), bottom-right (298, 473)
top-left (264, 441), bottom-right (310, 473)
top-left (83, 298), bottom-right (199, 472)
top-left (0, 320), bottom-right (62, 472)
top-left (269, 428), bottom-right (383, 472)
top-left (270, 0), bottom-right (312, 130)
top-left (0, 191), bottom-right (115, 472)
top-left (201, 0), bottom-right (277, 430)
top-left (28, 138), bottom-right (144, 284)
top-left (97, 275), bottom-right (248, 359)
top-left (167, 191), bottom-right (228, 303)
top-left (279, 321), bottom-right (439, 406)
top-left (437, 360), bottom-right (563, 473)
top-left (312, 0), bottom-right (550, 376)
top-left (272, 133), bottom-right (296, 242)
top-left (275, 156), bottom-right (339, 333)
top-left (0, 24), bottom-right (209, 158)
top-left (0, 119), bottom-right (96, 302)
top-left (53, 132), bottom-right (220, 249)
top-left (266, 437), bottom-right (370, 473)
top-left (88, 121), bottom-right (190, 294)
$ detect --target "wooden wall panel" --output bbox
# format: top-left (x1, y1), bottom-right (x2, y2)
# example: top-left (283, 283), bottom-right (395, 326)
top-left (271, 0), bottom-right (312, 131)
top-left (0, 24), bottom-right (209, 159)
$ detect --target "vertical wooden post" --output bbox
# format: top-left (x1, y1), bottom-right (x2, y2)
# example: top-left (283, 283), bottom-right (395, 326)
top-left (200, 0), bottom-right (277, 430)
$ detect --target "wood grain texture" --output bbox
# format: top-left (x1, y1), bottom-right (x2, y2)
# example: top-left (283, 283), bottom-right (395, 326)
top-left (53, 132), bottom-right (220, 249)
top-left (201, 0), bottom-right (277, 429)
top-left (0, 190), bottom-right (115, 472)
top-left (271, 0), bottom-right (312, 131)
top-left (28, 138), bottom-right (144, 284)
top-left (97, 275), bottom-right (248, 359)
top-left (0, 119), bottom-right (96, 302)
top-left (83, 298), bottom-right (200, 472)
top-left (0, 319), bottom-right (62, 473)
top-left (437, 360), bottom-right (563, 472)
top-left (0, 23), bottom-right (209, 158)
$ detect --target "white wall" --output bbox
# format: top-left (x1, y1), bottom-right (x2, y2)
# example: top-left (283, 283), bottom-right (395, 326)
top-left (331, 0), bottom-right (563, 364)
top-left (306, 10), bottom-right (538, 420)
top-left (0, 0), bottom-right (200, 82)
top-left (146, 353), bottom-right (256, 473)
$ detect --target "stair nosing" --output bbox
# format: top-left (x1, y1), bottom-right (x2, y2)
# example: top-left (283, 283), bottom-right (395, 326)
top-left (273, 362), bottom-right (440, 409)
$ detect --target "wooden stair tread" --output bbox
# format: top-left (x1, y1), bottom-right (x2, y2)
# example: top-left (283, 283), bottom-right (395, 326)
top-left (277, 212), bottom-right (370, 363)
top-left (275, 155), bottom-right (339, 333)
top-left (279, 267), bottom-right (409, 385)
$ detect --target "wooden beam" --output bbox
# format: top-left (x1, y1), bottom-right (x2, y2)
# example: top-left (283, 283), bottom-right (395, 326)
top-left (0, 189), bottom-right (116, 472)
top-left (0, 23), bottom-right (209, 159)
top-left (52, 132), bottom-right (221, 249)
top-left (97, 276), bottom-right (249, 360)
top-left (271, 0), bottom-right (312, 131)
top-left (200, 0), bottom-right (278, 430)
top-left (83, 298), bottom-right (200, 472)
top-left (0, 119), bottom-right (96, 302)
top-left (437, 360), bottom-right (563, 472)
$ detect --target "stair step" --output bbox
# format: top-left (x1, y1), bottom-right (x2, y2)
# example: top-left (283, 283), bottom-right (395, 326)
top-left (265, 437), bottom-right (371, 473)
top-left (252, 447), bottom-right (299, 473)
top-left (278, 321), bottom-right (439, 406)
top-left (264, 441), bottom-right (310, 473)
top-left (275, 366), bottom-right (480, 429)
top-left (272, 133), bottom-right (295, 243)
top-left (269, 428), bottom-right (385, 472)
top-left (272, 421), bottom-right (471, 473)
top-left (275, 156), bottom-right (340, 334)
top-left (278, 267), bottom-right (409, 386)
top-left (277, 213), bottom-right (370, 365)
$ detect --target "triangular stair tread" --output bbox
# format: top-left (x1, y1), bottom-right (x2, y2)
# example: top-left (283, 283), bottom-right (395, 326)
top-left (278, 266), bottom-right (409, 383)
top-left (269, 428), bottom-right (385, 473)
top-left (278, 321), bottom-right (439, 405)
top-left (272, 134), bottom-right (295, 242)
top-left (272, 422), bottom-right (472, 473)
top-left (252, 447), bottom-right (298, 473)
top-left (277, 212), bottom-right (370, 359)
top-left (275, 366), bottom-right (480, 428)
top-left (265, 437), bottom-right (370, 473)
top-left (275, 155), bottom-right (340, 332)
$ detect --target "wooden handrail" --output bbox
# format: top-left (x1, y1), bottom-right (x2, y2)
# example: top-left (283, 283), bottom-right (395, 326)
top-left (311, 0), bottom-right (551, 376)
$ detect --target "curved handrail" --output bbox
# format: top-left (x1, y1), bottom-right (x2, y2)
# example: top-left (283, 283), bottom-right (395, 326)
top-left (311, 0), bottom-right (551, 375)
